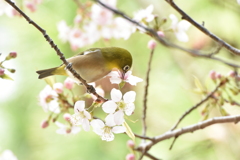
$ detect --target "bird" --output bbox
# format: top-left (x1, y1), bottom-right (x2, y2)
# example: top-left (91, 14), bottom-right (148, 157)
top-left (36, 47), bottom-right (133, 83)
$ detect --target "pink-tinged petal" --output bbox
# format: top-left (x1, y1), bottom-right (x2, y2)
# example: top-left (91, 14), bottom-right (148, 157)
top-left (74, 100), bottom-right (85, 113)
top-left (91, 119), bottom-right (104, 135)
top-left (109, 76), bottom-right (122, 84)
top-left (71, 126), bottom-right (81, 134)
top-left (125, 103), bottom-right (135, 116)
top-left (113, 110), bottom-right (125, 125)
top-left (111, 88), bottom-right (122, 102)
top-left (102, 101), bottom-right (117, 113)
top-left (124, 71), bottom-right (132, 80)
top-left (126, 75), bottom-right (143, 85)
top-left (123, 91), bottom-right (136, 103)
top-left (105, 114), bottom-right (116, 127)
top-left (83, 110), bottom-right (92, 120)
top-left (82, 119), bottom-right (90, 131)
top-left (53, 83), bottom-right (63, 94)
top-left (64, 77), bottom-right (75, 89)
top-left (112, 126), bottom-right (126, 134)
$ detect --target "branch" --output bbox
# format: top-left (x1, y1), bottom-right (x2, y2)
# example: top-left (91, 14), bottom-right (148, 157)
top-left (165, 0), bottom-right (240, 56)
top-left (142, 49), bottom-right (155, 137)
top-left (4, 0), bottom-right (107, 102)
top-left (94, 0), bottom-right (240, 69)
top-left (137, 114), bottom-right (240, 152)
top-left (170, 80), bottom-right (227, 131)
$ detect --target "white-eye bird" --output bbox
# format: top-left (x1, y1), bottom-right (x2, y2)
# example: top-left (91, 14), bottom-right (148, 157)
top-left (36, 47), bottom-right (133, 83)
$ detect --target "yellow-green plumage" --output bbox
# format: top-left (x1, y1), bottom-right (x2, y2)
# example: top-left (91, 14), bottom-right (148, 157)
top-left (36, 47), bottom-right (132, 83)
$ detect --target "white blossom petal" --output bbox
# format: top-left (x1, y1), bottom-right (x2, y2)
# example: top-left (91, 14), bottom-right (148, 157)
top-left (91, 119), bottom-right (105, 135)
top-left (175, 31), bottom-right (189, 42)
top-left (112, 126), bottom-right (126, 134)
top-left (74, 100), bottom-right (85, 113)
top-left (113, 110), bottom-right (125, 125)
top-left (124, 103), bottom-right (135, 116)
top-left (105, 114), bottom-right (116, 127)
top-left (83, 110), bottom-right (92, 119)
top-left (111, 88), bottom-right (122, 102)
top-left (102, 100), bottom-right (117, 113)
top-left (82, 118), bottom-right (90, 131)
top-left (123, 91), bottom-right (136, 103)
top-left (126, 75), bottom-right (143, 85)
top-left (109, 76), bottom-right (122, 84)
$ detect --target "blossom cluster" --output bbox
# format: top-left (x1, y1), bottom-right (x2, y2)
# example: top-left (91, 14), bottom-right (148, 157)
top-left (39, 70), bottom-right (142, 141)
top-left (0, 52), bottom-right (17, 80)
top-left (57, 1), bottom-right (191, 50)
top-left (195, 70), bottom-right (240, 120)
top-left (0, 0), bottom-right (42, 17)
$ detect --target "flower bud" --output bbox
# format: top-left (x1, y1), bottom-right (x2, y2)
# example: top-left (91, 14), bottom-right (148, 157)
top-left (228, 70), bottom-right (236, 77)
top-left (126, 153), bottom-right (135, 160)
top-left (209, 70), bottom-right (216, 80)
top-left (8, 68), bottom-right (16, 73)
top-left (0, 68), bottom-right (5, 76)
top-left (9, 52), bottom-right (17, 58)
top-left (63, 113), bottom-right (72, 121)
top-left (66, 128), bottom-right (72, 134)
top-left (64, 78), bottom-right (75, 90)
top-left (147, 40), bottom-right (157, 50)
top-left (53, 83), bottom-right (63, 94)
top-left (216, 73), bottom-right (222, 79)
top-left (41, 120), bottom-right (49, 128)
top-left (127, 140), bottom-right (135, 148)
top-left (157, 31), bottom-right (165, 37)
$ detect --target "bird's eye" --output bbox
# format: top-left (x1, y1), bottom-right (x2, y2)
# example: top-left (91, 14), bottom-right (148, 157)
top-left (123, 65), bottom-right (130, 72)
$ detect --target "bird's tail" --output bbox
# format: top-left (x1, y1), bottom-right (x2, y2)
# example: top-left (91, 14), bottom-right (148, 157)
top-left (36, 67), bottom-right (58, 79)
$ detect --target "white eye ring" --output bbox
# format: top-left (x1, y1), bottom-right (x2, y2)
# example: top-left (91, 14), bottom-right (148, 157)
top-left (123, 65), bottom-right (130, 71)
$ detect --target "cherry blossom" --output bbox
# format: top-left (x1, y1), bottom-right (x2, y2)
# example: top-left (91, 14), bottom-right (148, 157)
top-left (55, 121), bottom-right (81, 135)
top-left (108, 70), bottom-right (143, 86)
top-left (169, 14), bottom-right (191, 42)
top-left (71, 101), bottom-right (92, 131)
top-left (38, 85), bottom-right (60, 113)
top-left (64, 77), bottom-right (75, 90)
top-left (133, 5), bottom-right (154, 23)
top-left (90, 114), bottom-right (126, 141)
top-left (102, 88), bottom-right (136, 125)
top-left (53, 82), bottom-right (63, 94)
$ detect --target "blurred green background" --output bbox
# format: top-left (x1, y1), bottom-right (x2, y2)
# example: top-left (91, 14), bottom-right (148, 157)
top-left (1, 0), bottom-right (240, 159)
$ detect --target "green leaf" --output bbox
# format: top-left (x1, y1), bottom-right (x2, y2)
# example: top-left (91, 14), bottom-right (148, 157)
top-left (0, 74), bottom-right (13, 80)
top-left (44, 76), bottom-right (56, 88)
top-left (193, 76), bottom-right (205, 92)
top-left (123, 121), bottom-right (135, 141)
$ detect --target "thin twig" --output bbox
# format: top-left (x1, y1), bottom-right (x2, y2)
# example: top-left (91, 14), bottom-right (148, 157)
top-left (165, 0), bottom-right (240, 56)
top-left (170, 80), bottom-right (226, 131)
top-left (4, 0), bottom-right (107, 102)
top-left (136, 114), bottom-right (240, 152)
top-left (134, 134), bottom-right (153, 141)
top-left (94, 0), bottom-right (240, 69)
top-left (142, 49), bottom-right (155, 138)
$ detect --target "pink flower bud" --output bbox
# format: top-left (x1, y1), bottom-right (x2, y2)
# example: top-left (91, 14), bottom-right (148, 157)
top-left (9, 52), bottom-right (17, 58)
top-left (66, 128), bottom-right (72, 134)
top-left (147, 40), bottom-right (157, 49)
top-left (127, 140), bottom-right (135, 148)
top-left (53, 83), bottom-right (63, 94)
top-left (63, 113), bottom-right (72, 121)
top-left (41, 120), bottom-right (49, 128)
top-left (157, 31), bottom-right (165, 37)
top-left (126, 153), bottom-right (135, 160)
top-left (0, 68), bottom-right (5, 75)
top-left (209, 70), bottom-right (216, 80)
top-left (25, 1), bottom-right (37, 12)
top-left (64, 78), bottom-right (75, 89)
top-left (228, 70), bottom-right (236, 77)
top-left (216, 73), bottom-right (222, 79)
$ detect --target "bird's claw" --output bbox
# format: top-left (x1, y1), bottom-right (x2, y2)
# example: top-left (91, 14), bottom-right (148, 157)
top-left (66, 63), bottom-right (73, 69)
